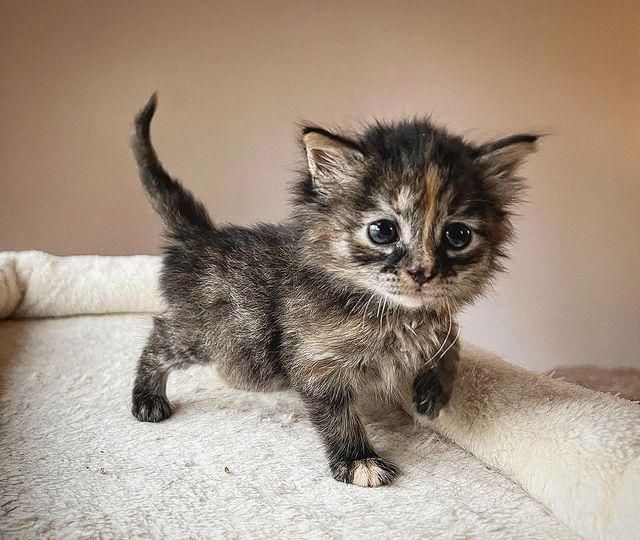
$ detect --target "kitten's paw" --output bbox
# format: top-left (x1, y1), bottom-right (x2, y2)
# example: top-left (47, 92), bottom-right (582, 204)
top-left (332, 457), bottom-right (398, 487)
top-left (413, 369), bottom-right (447, 419)
top-left (132, 393), bottom-right (172, 422)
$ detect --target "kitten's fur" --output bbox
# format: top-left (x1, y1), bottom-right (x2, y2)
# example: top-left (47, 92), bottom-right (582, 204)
top-left (131, 95), bottom-right (538, 487)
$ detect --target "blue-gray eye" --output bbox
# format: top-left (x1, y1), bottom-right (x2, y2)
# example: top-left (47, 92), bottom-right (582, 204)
top-left (444, 223), bottom-right (471, 250)
top-left (368, 219), bottom-right (398, 244)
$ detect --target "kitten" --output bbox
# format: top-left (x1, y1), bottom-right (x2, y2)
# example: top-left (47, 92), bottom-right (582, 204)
top-left (131, 94), bottom-right (537, 487)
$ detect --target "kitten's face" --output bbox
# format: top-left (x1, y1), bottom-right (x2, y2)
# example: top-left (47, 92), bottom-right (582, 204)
top-left (296, 122), bottom-right (537, 312)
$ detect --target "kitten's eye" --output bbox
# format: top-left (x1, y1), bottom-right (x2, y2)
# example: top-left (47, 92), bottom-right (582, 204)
top-left (368, 219), bottom-right (398, 244)
top-left (444, 223), bottom-right (472, 250)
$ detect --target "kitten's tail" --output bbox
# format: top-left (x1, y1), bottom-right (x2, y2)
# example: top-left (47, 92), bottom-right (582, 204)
top-left (132, 94), bottom-right (214, 235)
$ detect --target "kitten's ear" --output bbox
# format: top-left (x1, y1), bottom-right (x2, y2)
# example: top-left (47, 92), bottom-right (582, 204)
top-left (474, 134), bottom-right (539, 176)
top-left (302, 127), bottom-right (364, 189)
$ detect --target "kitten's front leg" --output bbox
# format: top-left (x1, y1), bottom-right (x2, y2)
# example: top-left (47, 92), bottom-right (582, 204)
top-left (301, 385), bottom-right (398, 487)
top-left (412, 342), bottom-right (459, 419)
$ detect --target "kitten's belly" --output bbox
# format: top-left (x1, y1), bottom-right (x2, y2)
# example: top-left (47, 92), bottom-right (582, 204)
top-left (215, 363), bottom-right (289, 392)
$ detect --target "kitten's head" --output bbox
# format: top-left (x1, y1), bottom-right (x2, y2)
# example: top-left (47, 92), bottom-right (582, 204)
top-left (293, 119), bottom-right (538, 312)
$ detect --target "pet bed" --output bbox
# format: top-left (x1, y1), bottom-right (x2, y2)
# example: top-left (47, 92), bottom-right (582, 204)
top-left (1, 251), bottom-right (638, 539)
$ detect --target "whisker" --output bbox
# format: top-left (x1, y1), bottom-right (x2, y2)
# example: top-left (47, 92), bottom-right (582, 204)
top-left (424, 301), bottom-right (453, 366)
top-left (406, 322), bottom-right (417, 337)
top-left (380, 295), bottom-right (389, 328)
top-left (347, 290), bottom-right (369, 317)
top-left (361, 283), bottom-right (383, 330)
top-left (436, 323), bottom-right (461, 361)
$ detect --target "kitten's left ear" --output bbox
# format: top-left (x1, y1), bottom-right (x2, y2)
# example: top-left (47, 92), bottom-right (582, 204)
top-left (474, 134), bottom-right (539, 176)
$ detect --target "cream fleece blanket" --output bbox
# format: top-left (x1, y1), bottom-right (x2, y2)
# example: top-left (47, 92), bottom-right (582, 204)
top-left (0, 251), bottom-right (638, 539)
top-left (0, 251), bottom-right (162, 318)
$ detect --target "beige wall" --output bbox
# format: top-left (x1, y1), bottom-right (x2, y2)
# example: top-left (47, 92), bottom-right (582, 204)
top-left (1, 0), bottom-right (638, 370)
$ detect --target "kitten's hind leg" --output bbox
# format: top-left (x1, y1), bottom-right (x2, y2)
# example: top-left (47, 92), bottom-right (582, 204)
top-left (132, 317), bottom-right (174, 422)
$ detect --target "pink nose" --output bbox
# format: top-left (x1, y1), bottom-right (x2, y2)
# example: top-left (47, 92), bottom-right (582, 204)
top-left (406, 266), bottom-right (433, 286)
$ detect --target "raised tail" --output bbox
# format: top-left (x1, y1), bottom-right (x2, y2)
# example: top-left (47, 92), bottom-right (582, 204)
top-left (132, 94), bottom-right (214, 236)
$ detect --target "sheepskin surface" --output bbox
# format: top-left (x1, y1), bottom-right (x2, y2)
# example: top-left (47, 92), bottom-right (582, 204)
top-left (0, 314), bottom-right (577, 539)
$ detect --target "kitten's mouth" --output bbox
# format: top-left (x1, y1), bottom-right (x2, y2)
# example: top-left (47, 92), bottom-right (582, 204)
top-left (398, 284), bottom-right (430, 296)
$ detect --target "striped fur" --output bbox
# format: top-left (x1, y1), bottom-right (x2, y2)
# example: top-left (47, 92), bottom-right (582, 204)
top-left (130, 96), bottom-right (539, 486)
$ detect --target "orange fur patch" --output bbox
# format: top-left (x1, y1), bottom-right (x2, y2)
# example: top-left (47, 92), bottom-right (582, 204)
top-left (423, 164), bottom-right (440, 239)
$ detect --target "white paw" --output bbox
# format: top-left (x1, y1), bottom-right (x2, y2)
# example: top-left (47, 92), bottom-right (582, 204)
top-left (333, 457), bottom-right (398, 487)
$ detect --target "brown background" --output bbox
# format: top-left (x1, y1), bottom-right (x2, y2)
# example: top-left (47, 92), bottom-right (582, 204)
top-left (1, 0), bottom-right (638, 370)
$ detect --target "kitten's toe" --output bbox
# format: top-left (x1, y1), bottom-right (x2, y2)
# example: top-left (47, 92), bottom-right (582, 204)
top-left (413, 370), bottom-right (448, 419)
top-left (132, 393), bottom-right (172, 422)
top-left (332, 457), bottom-right (398, 487)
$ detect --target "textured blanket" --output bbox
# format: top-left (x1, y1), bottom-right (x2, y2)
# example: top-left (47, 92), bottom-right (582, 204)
top-left (0, 315), bottom-right (577, 538)
top-left (0, 251), bottom-right (638, 539)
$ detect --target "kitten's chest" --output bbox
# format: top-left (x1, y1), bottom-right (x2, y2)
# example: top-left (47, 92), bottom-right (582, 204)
top-left (363, 320), bottom-right (443, 393)
top-left (298, 310), bottom-right (449, 392)
top-left (374, 316), bottom-right (444, 358)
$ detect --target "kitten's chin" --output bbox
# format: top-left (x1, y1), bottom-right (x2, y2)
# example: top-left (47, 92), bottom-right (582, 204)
top-left (380, 290), bottom-right (425, 310)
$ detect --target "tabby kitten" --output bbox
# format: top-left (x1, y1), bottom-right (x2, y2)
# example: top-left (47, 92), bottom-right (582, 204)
top-left (131, 95), bottom-right (537, 487)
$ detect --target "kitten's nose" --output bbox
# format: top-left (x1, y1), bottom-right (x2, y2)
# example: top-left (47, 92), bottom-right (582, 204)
top-left (406, 266), bottom-right (432, 286)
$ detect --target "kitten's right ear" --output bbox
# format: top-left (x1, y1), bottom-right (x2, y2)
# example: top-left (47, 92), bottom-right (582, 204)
top-left (302, 127), bottom-right (364, 190)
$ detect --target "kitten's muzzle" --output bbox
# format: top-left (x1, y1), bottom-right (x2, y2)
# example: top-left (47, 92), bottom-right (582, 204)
top-left (406, 266), bottom-right (435, 287)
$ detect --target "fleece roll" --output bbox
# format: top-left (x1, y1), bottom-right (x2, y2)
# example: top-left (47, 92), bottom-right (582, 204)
top-left (429, 343), bottom-right (640, 539)
top-left (0, 251), bottom-right (163, 318)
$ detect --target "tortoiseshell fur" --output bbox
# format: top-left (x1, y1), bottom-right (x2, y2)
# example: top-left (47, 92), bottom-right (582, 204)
top-left (131, 95), bottom-right (538, 487)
